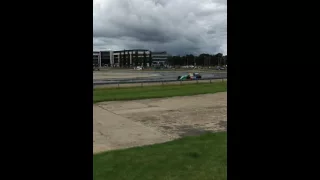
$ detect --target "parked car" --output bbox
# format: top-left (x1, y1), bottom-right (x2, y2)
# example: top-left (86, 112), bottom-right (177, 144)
top-left (216, 66), bottom-right (225, 70)
top-left (134, 66), bottom-right (143, 70)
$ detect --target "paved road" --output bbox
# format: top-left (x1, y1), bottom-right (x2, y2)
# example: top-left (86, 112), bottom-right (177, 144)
top-left (93, 71), bottom-right (227, 85)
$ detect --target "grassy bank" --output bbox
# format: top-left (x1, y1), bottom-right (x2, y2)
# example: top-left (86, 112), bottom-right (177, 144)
top-left (93, 81), bottom-right (227, 103)
top-left (94, 132), bottom-right (227, 180)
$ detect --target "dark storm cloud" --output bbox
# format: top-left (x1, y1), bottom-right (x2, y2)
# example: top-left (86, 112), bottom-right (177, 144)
top-left (93, 0), bottom-right (227, 55)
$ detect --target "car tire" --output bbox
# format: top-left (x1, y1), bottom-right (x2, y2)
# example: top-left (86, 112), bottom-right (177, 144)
top-left (177, 76), bottom-right (181, 80)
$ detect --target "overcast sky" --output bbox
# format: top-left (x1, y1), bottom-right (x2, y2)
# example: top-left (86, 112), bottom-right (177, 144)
top-left (93, 0), bottom-right (227, 55)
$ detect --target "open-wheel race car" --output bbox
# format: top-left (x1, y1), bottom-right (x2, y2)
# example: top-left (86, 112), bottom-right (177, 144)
top-left (177, 73), bottom-right (202, 80)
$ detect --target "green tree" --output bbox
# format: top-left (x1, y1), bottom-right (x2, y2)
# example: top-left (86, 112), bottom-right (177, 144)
top-left (198, 54), bottom-right (208, 66)
top-left (178, 56), bottom-right (184, 65)
top-left (167, 56), bottom-right (174, 65)
top-left (215, 53), bottom-right (223, 66)
top-left (171, 56), bottom-right (183, 66)
top-left (181, 56), bottom-right (186, 65)
top-left (186, 54), bottom-right (195, 66)
top-left (143, 51), bottom-right (147, 67)
top-left (195, 56), bottom-right (200, 66)
top-left (210, 54), bottom-right (218, 66)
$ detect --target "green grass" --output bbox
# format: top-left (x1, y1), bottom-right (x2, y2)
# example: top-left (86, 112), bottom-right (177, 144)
top-left (93, 132), bottom-right (227, 180)
top-left (93, 81), bottom-right (227, 103)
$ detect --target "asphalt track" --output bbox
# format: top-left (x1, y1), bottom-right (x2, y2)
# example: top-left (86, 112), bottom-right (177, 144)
top-left (93, 70), bottom-right (227, 85)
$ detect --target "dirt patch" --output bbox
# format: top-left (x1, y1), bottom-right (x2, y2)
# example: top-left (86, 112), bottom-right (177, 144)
top-left (94, 92), bottom-right (227, 153)
top-left (93, 106), bottom-right (171, 153)
top-left (121, 105), bottom-right (227, 138)
top-left (218, 120), bottom-right (227, 129)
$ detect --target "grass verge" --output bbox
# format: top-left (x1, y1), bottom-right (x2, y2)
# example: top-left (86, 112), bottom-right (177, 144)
top-left (93, 81), bottom-right (227, 103)
top-left (93, 132), bottom-right (227, 180)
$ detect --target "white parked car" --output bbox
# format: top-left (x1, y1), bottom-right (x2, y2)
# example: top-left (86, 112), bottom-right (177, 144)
top-left (134, 66), bottom-right (143, 70)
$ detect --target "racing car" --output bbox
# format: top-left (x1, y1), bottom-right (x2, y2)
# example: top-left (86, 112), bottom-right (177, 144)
top-left (177, 73), bottom-right (202, 80)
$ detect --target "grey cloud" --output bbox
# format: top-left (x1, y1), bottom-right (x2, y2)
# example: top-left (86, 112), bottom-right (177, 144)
top-left (93, 0), bottom-right (227, 55)
top-left (207, 30), bottom-right (216, 34)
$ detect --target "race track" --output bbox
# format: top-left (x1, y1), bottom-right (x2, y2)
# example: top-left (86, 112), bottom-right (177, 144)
top-left (93, 70), bottom-right (227, 85)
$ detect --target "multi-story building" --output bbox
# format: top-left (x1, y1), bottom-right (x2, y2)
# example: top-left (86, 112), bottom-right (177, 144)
top-left (100, 51), bottom-right (113, 66)
top-left (113, 49), bottom-right (151, 67)
top-left (93, 51), bottom-right (100, 67)
top-left (92, 50), bottom-right (113, 67)
top-left (93, 49), bottom-right (154, 67)
top-left (151, 51), bottom-right (168, 65)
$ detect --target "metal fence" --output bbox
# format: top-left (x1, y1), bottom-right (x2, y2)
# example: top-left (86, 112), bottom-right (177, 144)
top-left (93, 77), bottom-right (227, 88)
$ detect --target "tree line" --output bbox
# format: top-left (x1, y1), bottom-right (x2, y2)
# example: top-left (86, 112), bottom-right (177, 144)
top-left (167, 53), bottom-right (227, 66)
top-left (117, 50), bottom-right (227, 67)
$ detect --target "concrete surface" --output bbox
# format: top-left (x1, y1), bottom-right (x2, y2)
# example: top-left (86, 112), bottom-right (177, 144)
top-left (93, 92), bottom-right (227, 153)
top-left (93, 105), bottom-right (171, 153)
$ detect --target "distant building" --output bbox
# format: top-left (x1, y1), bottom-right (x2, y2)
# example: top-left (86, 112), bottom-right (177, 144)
top-left (93, 51), bottom-right (100, 67)
top-left (92, 50), bottom-right (113, 67)
top-left (100, 51), bottom-right (113, 66)
top-left (93, 49), bottom-right (156, 67)
top-left (113, 49), bottom-right (151, 67)
top-left (151, 51), bottom-right (168, 65)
